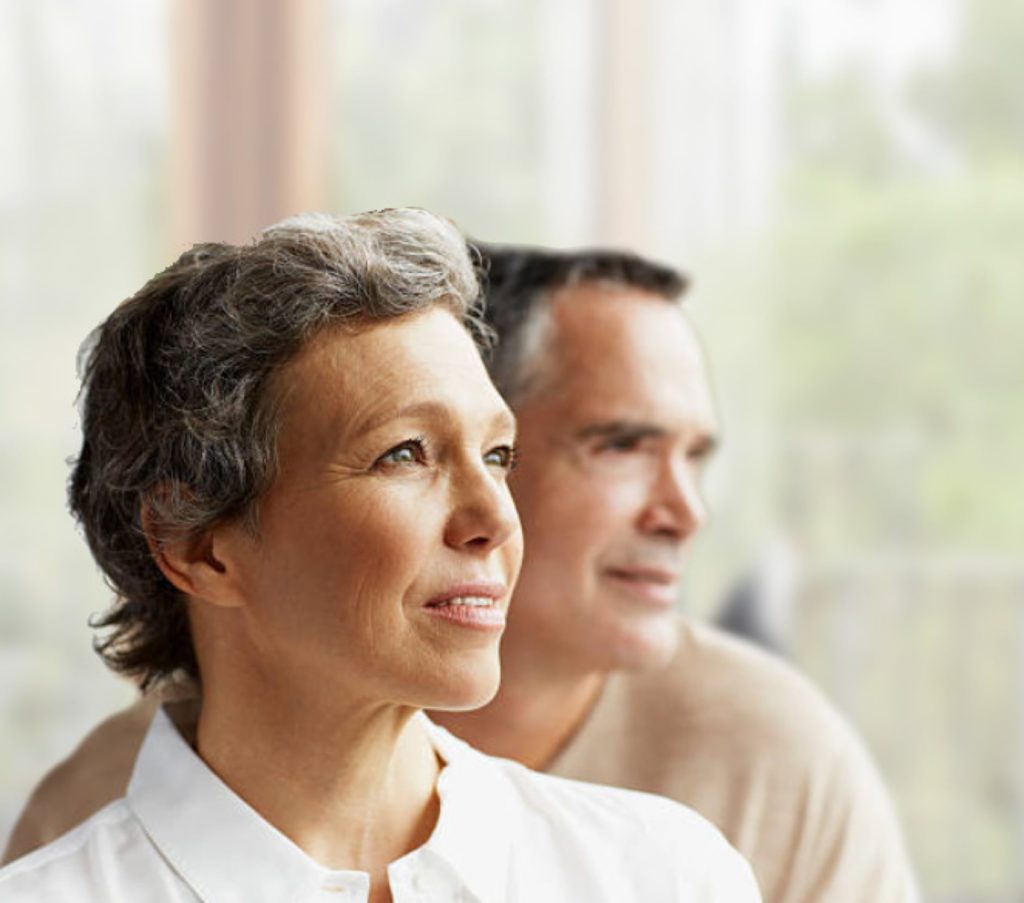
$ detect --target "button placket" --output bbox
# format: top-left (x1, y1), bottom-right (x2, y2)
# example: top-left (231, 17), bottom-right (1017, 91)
top-left (314, 872), bottom-right (371, 903)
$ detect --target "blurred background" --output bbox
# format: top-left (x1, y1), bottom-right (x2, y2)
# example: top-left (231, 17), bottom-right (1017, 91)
top-left (1, 0), bottom-right (1021, 898)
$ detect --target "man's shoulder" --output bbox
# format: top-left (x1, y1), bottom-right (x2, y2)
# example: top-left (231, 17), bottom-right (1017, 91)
top-left (560, 617), bottom-right (917, 902)
top-left (0, 801), bottom-right (134, 900)
top-left (599, 616), bottom-right (897, 814)
top-left (1, 693), bottom-right (159, 865)
top-left (622, 617), bottom-right (863, 759)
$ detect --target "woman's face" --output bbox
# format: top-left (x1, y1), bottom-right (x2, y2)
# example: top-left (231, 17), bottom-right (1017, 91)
top-left (215, 307), bottom-right (522, 712)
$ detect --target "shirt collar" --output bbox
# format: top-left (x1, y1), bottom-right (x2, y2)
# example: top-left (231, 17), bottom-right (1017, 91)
top-left (126, 707), bottom-right (513, 903)
top-left (416, 715), bottom-right (515, 903)
top-left (127, 707), bottom-right (348, 902)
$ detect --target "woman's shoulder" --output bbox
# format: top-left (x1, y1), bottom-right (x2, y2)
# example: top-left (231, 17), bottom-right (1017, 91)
top-left (497, 758), bottom-right (760, 899)
top-left (428, 717), bottom-right (761, 900)
top-left (427, 710), bottom-right (723, 837)
top-left (511, 755), bottom-right (714, 833)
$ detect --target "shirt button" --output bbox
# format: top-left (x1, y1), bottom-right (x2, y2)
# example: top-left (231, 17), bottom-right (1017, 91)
top-left (411, 870), bottom-right (449, 895)
top-left (319, 882), bottom-right (358, 900)
top-left (319, 872), bottom-right (370, 901)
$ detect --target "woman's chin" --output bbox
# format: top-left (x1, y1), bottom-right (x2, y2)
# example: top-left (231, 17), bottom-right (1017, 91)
top-left (422, 654), bottom-right (502, 713)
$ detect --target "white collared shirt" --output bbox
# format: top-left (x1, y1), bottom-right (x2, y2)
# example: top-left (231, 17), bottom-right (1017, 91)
top-left (0, 708), bottom-right (759, 902)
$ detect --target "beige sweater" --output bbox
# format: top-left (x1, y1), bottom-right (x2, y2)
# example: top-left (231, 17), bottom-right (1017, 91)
top-left (3, 619), bottom-right (916, 901)
top-left (550, 620), bottom-right (917, 902)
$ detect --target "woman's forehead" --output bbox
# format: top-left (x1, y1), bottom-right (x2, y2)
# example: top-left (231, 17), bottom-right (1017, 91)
top-left (273, 309), bottom-right (508, 452)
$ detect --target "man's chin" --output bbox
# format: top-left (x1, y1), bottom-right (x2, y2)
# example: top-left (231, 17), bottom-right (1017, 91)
top-left (603, 613), bottom-right (679, 672)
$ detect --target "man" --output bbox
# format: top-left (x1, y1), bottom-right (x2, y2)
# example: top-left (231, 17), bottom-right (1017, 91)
top-left (4, 242), bottom-right (916, 901)
top-left (434, 245), bottom-right (917, 901)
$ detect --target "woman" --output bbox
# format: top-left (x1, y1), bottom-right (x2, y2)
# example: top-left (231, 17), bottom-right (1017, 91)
top-left (0, 210), bottom-right (759, 901)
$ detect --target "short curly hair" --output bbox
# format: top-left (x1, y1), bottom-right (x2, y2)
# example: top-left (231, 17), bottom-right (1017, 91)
top-left (71, 209), bottom-right (485, 690)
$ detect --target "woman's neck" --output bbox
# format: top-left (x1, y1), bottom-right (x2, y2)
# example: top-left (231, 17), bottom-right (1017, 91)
top-left (195, 681), bottom-right (441, 892)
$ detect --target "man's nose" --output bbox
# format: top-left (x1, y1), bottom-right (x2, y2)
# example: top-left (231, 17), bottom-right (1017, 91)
top-left (637, 456), bottom-right (706, 541)
top-left (443, 462), bottom-right (521, 553)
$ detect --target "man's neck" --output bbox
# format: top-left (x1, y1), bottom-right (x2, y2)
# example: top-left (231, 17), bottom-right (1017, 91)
top-left (430, 658), bottom-right (607, 771)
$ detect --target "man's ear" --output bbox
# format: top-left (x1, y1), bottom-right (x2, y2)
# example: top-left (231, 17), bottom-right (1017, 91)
top-left (140, 497), bottom-right (247, 609)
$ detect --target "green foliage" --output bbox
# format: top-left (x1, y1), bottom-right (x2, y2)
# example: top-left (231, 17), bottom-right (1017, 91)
top-left (333, 0), bottom-right (545, 240)
top-left (774, 168), bottom-right (1023, 431)
top-left (911, 0), bottom-right (1024, 160)
top-left (767, 0), bottom-right (1024, 553)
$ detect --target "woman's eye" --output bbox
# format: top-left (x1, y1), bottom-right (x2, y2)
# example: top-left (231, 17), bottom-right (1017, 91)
top-left (484, 444), bottom-right (518, 471)
top-left (375, 439), bottom-right (427, 468)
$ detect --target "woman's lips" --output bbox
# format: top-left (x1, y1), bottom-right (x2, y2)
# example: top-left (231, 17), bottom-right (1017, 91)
top-left (423, 582), bottom-right (508, 631)
top-left (603, 567), bottom-right (680, 608)
top-left (423, 600), bottom-right (507, 630)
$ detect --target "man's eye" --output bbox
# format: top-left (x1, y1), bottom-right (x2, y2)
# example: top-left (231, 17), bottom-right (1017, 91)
top-left (375, 438), bottom-right (428, 467)
top-left (484, 444), bottom-right (518, 471)
top-left (687, 448), bottom-right (710, 468)
top-left (597, 433), bottom-right (644, 453)
top-left (685, 439), bottom-right (717, 470)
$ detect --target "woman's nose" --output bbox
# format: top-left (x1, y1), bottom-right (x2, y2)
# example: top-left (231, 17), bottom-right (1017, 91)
top-left (443, 463), bottom-right (521, 554)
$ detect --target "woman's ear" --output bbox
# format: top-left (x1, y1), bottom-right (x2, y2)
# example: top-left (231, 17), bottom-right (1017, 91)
top-left (140, 495), bottom-right (248, 609)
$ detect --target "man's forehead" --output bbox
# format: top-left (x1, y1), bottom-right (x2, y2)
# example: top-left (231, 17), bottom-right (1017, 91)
top-left (549, 285), bottom-right (707, 383)
top-left (547, 282), bottom-right (694, 359)
top-left (518, 283), bottom-right (719, 440)
top-left (548, 279), bottom-right (678, 319)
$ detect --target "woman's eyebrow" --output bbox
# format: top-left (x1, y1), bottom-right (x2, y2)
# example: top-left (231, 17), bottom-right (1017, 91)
top-left (348, 401), bottom-right (452, 436)
top-left (353, 401), bottom-right (516, 437)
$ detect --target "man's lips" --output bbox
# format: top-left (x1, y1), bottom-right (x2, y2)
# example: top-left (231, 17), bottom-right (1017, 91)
top-left (603, 567), bottom-right (680, 607)
top-left (606, 566), bottom-right (679, 584)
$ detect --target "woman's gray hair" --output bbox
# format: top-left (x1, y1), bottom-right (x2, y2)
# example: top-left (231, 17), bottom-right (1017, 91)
top-left (72, 208), bottom-right (486, 689)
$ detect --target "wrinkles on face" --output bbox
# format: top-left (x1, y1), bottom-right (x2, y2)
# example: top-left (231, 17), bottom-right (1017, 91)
top-left (208, 308), bottom-right (522, 713)
top-left (502, 286), bottom-right (718, 673)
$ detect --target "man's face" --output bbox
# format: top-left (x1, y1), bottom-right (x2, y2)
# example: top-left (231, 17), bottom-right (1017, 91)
top-left (503, 283), bottom-right (717, 674)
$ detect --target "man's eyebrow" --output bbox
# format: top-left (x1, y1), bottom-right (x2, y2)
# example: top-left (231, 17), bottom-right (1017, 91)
top-left (574, 421), bottom-right (668, 442)
top-left (574, 420), bottom-right (719, 456)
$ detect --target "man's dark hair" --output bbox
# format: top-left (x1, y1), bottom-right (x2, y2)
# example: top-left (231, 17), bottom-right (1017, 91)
top-left (471, 243), bottom-right (689, 402)
top-left (72, 210), bottom-right (483, 690)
